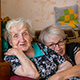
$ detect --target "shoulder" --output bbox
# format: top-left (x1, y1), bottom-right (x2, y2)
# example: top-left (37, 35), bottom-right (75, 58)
top-left (66, 42), bottom-right (80, 58)
top-left (66, 42), bottom-right (80, 49)
top-left (67, 42), bottom-right (80, 46)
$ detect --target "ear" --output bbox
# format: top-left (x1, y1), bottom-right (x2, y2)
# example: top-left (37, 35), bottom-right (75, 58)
top-left (30, 36), bottom-right (33, 42)
top-left (9, 41), bottom-right (12, 46)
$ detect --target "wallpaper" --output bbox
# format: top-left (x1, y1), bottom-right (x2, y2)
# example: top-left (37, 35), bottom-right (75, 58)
top-left (1, 0), bottom-right (80, 30)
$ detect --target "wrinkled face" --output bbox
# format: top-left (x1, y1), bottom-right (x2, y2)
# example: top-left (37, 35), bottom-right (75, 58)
top-left (10, 24), bottom-right (32, 52)
top-left (45, 37), bottom-right (66, 56)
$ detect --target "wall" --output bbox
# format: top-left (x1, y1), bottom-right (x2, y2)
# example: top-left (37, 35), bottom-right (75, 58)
top-left (1, 0), bottom-right (80, 30)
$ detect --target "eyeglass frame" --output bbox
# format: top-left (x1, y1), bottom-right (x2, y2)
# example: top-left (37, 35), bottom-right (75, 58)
top-left (47, 39), bottom-right (66, 48)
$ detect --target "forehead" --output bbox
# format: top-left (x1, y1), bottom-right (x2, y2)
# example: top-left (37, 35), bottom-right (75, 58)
top-left (47, 36), bottom-right (63, 43)
top-left (10, 24), bottom-right (29, 33)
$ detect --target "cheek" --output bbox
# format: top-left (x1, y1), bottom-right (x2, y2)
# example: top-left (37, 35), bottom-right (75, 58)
top-left (25, 36), bottom-right (32, 42)
top-left (50, 47), bottom-right (54, 51)
top-left (62, 45), bottom-right (65, 50)
top-left (61, 45), bottom-right (66, 55)
top-left (10, 38), bottom-right (18, 46)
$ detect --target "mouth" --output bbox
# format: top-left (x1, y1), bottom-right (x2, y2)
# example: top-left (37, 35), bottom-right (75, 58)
top-left (57, 51), bottom-right (63, 55)
top-left (57, 52), bottom-right (62, 55)
top-left (19, 43), bottom-right (26, 47)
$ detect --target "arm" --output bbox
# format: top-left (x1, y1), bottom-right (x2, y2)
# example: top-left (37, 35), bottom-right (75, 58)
top-left (57, 61), bottom-right (72, 73)
top-left (48, 51), bottom-right (80, 80)
top-left (4, 48), bottom-right (39, 79)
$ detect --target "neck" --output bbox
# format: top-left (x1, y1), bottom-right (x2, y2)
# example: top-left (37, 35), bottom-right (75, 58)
top-left (23, 47), bottom-right (35, 57)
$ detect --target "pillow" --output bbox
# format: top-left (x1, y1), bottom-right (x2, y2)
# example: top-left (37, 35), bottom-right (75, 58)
top-left (54, 4), bottom-right (80, 29)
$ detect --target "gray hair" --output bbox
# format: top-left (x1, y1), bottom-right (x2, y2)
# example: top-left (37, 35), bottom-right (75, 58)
top-left (3, 17), bottom-right (35, 44)
top-left (38, 25), bottom-right (66, 44)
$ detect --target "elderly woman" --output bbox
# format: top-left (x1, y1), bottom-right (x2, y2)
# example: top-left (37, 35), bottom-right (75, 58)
top-left (39, 25), bottom-right (80, 80)
top-left (4, 18), bottom-right (73, 80)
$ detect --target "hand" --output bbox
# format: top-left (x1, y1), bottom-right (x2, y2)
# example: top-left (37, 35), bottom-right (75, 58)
top-left (4, 48), bottom-right (23, 56)
top-left (48, 73), bottom-right (64, 80)
top-left (57, 61), bottom-right (72, 73)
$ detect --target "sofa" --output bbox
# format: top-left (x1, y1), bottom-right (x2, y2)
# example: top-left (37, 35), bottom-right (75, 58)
top-left (33, 29), bottom-right (80, 44)
top-left (10, 75), bottom-right (36, 80)
top-left (1, 19), bottom-right (80, 80)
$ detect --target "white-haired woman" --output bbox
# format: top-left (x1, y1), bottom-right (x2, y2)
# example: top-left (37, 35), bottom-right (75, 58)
top-left (39, 25), bottom-right (80, 80)
top-left (4, 18), bottom-right (73, 80)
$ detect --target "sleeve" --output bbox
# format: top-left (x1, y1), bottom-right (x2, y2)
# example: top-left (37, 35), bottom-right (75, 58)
top-left (47, 48), bottom-right (66, 65)
top-left (73, 43), bottom-right (80, 55)
top-left (52, 54), bottom-right (66, 65)
top-left (4, 55), bottom-right (21, 71)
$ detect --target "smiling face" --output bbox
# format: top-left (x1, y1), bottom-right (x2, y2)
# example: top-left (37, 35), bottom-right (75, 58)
top-left (45, 36), bottom-right (66, 57)
top-left (10, 24), bottom-right (32, 52)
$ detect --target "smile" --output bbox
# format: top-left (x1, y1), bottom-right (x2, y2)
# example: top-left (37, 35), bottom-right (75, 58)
top-left (19, 44), bottom-right (26, 46)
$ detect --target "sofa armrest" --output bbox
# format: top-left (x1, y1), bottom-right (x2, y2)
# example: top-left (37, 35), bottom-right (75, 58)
top-left (10, 75), bottom-right (36, 80)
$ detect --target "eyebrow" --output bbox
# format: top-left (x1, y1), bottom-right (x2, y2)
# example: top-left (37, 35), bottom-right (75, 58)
top-left (48, 39), bottom-right (63, 44)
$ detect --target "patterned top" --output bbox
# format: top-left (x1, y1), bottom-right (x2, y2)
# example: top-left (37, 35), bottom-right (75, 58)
top-left (31, 43), bottom-right (66, 79)
top-left (4, 43), bottom-right (66, 80)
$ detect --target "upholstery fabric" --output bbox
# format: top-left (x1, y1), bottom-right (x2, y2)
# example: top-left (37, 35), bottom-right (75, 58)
top-left (1, 23), bottom-right (9, 54)
top-left (10, 75), bottom-right (36, 80)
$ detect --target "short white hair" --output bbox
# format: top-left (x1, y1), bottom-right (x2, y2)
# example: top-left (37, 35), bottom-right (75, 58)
top-left (38, 25), bottom-right (66, 44)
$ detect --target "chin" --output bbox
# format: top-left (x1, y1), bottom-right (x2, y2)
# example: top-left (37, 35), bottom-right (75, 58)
top-left (22, 48), bottom-right (28, 51)
top-left (18, 47), bottom-right (28, 51)
top-left (61, 53), bottom-right (65, 57)
top-left (61, 54), bottom-right (63, 57)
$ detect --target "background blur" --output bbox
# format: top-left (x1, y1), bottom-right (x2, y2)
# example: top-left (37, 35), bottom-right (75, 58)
top-left (1, 0), bottom-right (80, 30)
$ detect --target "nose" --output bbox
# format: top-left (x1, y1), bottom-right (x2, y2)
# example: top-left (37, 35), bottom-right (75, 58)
top-left (20, 35), bottom-right (25, 42)
top-left (55, 44), bottom-right (61, 50)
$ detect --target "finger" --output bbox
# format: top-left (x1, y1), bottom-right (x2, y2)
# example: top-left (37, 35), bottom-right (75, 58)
top-left (4, 52), bottom-right (8, 55)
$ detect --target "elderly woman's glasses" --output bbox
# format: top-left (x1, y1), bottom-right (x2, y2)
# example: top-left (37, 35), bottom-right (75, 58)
top-left (47, 40), bottom-right (66, 48)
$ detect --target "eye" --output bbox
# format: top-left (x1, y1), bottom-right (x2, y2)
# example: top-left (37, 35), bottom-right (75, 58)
top-left (49, 43), bottom-right (54, 47)
top-left (23, 32), bottom-right (27, 36)
top-left (59, 41), bottom-right (62, 43)
top-left (13, 34), bottom-right (18, 38)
